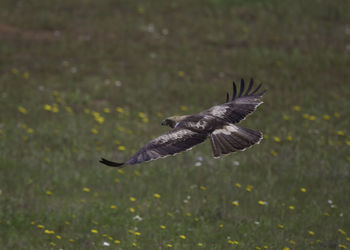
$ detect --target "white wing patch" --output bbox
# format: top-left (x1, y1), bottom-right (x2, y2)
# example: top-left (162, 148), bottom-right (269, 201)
top-left (187, 120), bottom-right (208, 129)
top-left (208, 105), bottom-right (228, 117)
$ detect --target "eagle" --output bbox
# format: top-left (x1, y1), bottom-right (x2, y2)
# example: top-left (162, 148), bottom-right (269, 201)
top-left (100, 78), bottom-right (266, 168)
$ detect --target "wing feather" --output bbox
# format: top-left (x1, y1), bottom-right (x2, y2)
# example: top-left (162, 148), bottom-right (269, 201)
top-left (124, 128), bottom-right (208, 165)
top-left (202, 78), bottom-right (266, 124)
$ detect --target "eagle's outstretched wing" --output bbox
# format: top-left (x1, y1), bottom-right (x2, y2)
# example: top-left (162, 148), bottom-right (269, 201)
top-left (100, 128), bottom-right (208, 167)
top-left (202, 78), bottom-right (266, 124)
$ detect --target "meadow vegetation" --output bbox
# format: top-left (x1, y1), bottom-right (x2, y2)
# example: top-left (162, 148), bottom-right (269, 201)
top-left (0, 0), bottom-right (350, 249)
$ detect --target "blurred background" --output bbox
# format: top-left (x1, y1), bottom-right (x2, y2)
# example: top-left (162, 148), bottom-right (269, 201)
top-left (0, 0), bottom-right (349, 249)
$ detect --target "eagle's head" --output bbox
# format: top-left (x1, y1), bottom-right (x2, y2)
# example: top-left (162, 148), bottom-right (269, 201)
top-left (161, 117), bottom-right (177, 128)
top-left (161, 115), bottom-right (188, 128)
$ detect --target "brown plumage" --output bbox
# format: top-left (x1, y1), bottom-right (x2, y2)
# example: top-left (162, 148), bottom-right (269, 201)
top-left (100, 78), bottom-right (266, 168)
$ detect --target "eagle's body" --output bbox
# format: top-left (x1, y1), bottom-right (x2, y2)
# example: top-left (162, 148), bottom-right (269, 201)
top-left (100, 78), bottom-right (266, 167)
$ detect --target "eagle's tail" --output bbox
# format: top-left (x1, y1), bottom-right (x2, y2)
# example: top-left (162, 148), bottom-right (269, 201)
top-left (99, 158), bottom-right (125, 168)
top-left (209, 124), bottom-right (263, 158)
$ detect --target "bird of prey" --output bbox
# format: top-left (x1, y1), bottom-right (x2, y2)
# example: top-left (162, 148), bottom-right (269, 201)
top-left (100, 78), bottom-right (266, 168)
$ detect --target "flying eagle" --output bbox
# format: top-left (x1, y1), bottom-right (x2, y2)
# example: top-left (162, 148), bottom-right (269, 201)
top-left (100, 78), bottom-right (266, 168)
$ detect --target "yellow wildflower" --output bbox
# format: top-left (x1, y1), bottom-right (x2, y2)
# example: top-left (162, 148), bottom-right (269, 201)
top-left (283, 115), bottom-right (289, 120)
top-left (132, 242), bottom-right (137, 247)
top-left (338, 229), bottom-right (346, 235)
top-left (26, 128), bottom-right (34, 134)
top-left (12, 68), bottom-right (19, 74)
top-left (65, 221), bottom-right (70, 225)
top-left (117, 169), bottom-right (124, 174)
top-left (56, 235), bottom-right (62, 240)
top-left (95, 116), bottom-right (104, 124)
top-left (289, 205), bottom-right (295, 210)
top-left (289, 240), bottom-right (295, 245)
top-left (308, 230), bottom-right (315, 236)
top-left (116, 107), bottom-right (124, 113)
top-left (23, 71), bottom-right (29, 79)
top-left (346, 140), bottom-right (350, 146)
top-left (110, 205), bottom-right (117, 209)
top-left (324, 212), bottom-right (330, 216)
top-left (219, 224), bottom-right (224, 228)
top-left (180, 105), bottom-right (188, 111)
top-left (270, 150), bottom-right (278, 157)
top-left (65, 106), bottom-right (73, 113)
top-left (104, 108), bottom-right (110, 113)
top-left (287, 135), bottom-right (293, 141)
top-left (44, 104), bottom-right (52, 111)
top-left (167, 244), bottom-right (173, 248)
top-left (232, 201), bottom-right (239, 206)
top-left (45, 190), bottom-right (53, 196)
top-left (129, 197), bottom-right (136, 202)
top-left (179, 235), bottom-right (186, 239)
top-left (37, 224), bottom-right (45, 229)
top-left (118, 145), bottom-right (126, 151)
top-left (91, 128), bottom-right (98, 134)
top-left (137, 7), bottom-right (144, 14)
top-left (200, 185), bottom-right (206, 191)
top-left (300, 187), bottom-right (307, 192)
top-left (50, 242), bottom-right (56, 247)
top-left (258, 200), bottom-right (267, 206)
top-left (292, 105), bottom-right (301, 111)
top-left (323, 114), bottom-right (330, 120)
top-left (235, 183), bottom-right (242, 188)
top-left (228, 240), bottom-right (239, 245)
top-left (68, 238), bottom-right (75, 243)
top-left (91, 229), bottom-right (98, 234)
top-left (346, 237), bottom-right (350, 242)
top-left (83, 187), bottom-right (90, 192)
top-left (52, 104), bottom-right (59, 113)
top-left (309, 115), bottom-right (316, 121)
top-left (246, 185), bottom-right (253, 192)
top-left (138, 112), bottom-right (146, 118)
top-left (337, 130), bottom-right (345, 136)
top-left (303, 113), bottom-right (310, 119)
top-left (160, 225), bottom-right (166, 230)
top-left (338, 244), bottom-right (347, 249)
top-left (277, 224), bottom-right (284, 229)
top-left (334, 112), bottom-right (340, 118)
top-left (134, 232), bottom-right (141, 236)
top-left (18, 106), bottom-right (28, 114)
top-left (44, 229), bottom-right (55, 234)
top-left (153, 193), bottom-right (161, 198)
top-left (84, 108), bottom-right (90, 114)
top-left (129, 207), bottom-right (135, 213)
top-left (114, 178), bottom-right (120, 183)
top-left (198, 243), bottom-right (203, 247)
top-left (283, 247), bottom-right (289, 250)
top-left (273, 136), bottom-right (281, 142)
top-left (114, 240), bottom-right (121, 244)
top-left (178, 71), bottom-right (185, 77)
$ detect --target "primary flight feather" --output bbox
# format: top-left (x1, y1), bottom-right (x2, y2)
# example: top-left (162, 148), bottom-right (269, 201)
top-left (100, 78), bottom-right (266, 168)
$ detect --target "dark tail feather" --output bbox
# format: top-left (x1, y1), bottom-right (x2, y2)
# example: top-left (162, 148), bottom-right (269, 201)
top-left (210, 124), bottom-right (262, 157)
top-left (99, 158), bottom-right (125, 168)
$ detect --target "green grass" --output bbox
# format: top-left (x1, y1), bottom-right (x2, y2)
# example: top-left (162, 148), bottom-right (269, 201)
top-left (1, 0), bottom-right (350, 249)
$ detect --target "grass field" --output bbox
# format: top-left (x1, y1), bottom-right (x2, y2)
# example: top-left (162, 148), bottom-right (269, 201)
top-left (1, 0), bottom-right (350, 249)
